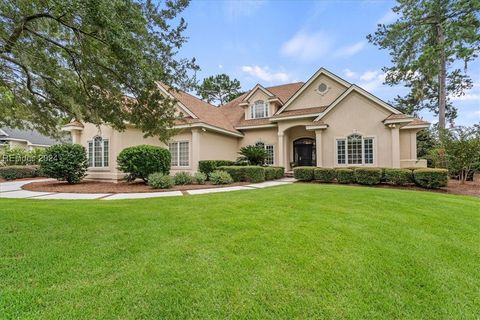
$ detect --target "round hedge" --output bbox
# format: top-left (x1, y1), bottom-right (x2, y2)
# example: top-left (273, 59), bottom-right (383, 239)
top-left (384, 168), bottom-right (413, 185)
top-left (117, 145), bottom-right (170, 182)
top-left (293, 167), bottom-right (315, 181)
top-left (413, 168), bottom-right (448, 189)
top-left (354, 167), bottom-right (383, 185)
top-left (148, 173), bottom-right (174, 189)
top-left (335, 168), bottom-right (355, 184)
top-left (40, 144), bottom-right (88, 184)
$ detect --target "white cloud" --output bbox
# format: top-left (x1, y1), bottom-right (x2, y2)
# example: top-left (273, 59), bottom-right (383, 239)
top-left (335, 41), bottom-right (366, 58)
top-left (224, 0), bottom-right (266, 20)
top-left (377, 10), bottom-right (397, 25)
top-left (358, 70), bottom-right (386, 91)
top-left (281, 31), bottom-right (333, 61)
top-left (241, 65), bottom-right (290, 83)
top-left (344, 68), bottom-right (357, 79)
top-left (451, 93), bottom-right (480, 102)
top-left (218, 64), bottom-right (224, 69)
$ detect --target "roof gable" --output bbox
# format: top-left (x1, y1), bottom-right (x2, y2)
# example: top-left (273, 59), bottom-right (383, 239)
top-left (241, 84), bottom-right (275, 102)
top-left (277, 67), bottom-right (351, 114)
top-left (314, 85), bottom-right (401, 121)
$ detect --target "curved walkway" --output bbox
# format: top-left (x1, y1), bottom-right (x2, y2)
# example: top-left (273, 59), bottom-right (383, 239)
top-left (0, 178), bottom-right (296, 200)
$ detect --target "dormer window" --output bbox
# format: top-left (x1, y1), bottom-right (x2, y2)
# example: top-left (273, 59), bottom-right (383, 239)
top-left (250, 100), bottom-right (268, 119)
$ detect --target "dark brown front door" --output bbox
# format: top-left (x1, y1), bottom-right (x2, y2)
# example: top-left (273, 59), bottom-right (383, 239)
top-left (294, 138), bottom-right (315, 166)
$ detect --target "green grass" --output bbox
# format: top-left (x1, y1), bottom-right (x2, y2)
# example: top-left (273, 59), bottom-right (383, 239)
top-left (1, 184), bottom-right (479, 319)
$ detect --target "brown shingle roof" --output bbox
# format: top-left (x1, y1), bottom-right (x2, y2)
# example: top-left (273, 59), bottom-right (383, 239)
top-left (406, 118), bottom-right (430, 126)
top-left (220, 82), bottom-right (305, 128)
top-left (159, 83), bottom-right (241, 134)
top-left (235, 118), bottom-right (274, 127)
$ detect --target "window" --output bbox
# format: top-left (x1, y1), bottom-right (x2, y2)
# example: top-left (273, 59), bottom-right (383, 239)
top-left (317, 82), bottom-right (329, 95)
top-left (250, 100), bottom-right (268, 119)
top-left (169, 141), bottom-right (189, 167)
top-left (87, 136), bottom-right (109, 167)
top-left (336, 134), bottom-right (374, 165)
top-left (255, 142), bottom-right (274, 165)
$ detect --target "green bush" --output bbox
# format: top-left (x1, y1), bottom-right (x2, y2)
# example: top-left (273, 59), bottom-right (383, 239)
top-left (293, 167), bottom-right (315, 181)
top-left (198, 160), bottom-right (235, 176)
top-left (336, 168), bottom-right (355, 184)
top-left (413, 168), bottom-right (448, 189)
top-left (217, 165), bottom-right (265, 183)
top-left (0, 165), bottom-right (41, 180)
top-left (314, 168), bottom-right (336, 182)
top-left (354, 167), bottom-right (383, 185)
top-left (237, 145), bottom-right (267, 165)
top-left (209, 170), bottom-right (233, 185)
top-left (117, 145), bottom-right (171, 182)
top-left (194, 172), bottom-right (207, 184)
top-left (264, 166), bottom-right (284, 180)
top-left (174, 171), bottom-right (193, 185)
top-left (148, 173), bottom-right (174, 189)
top-left (40, 144), bottom-right (88, 184)
top-left (384, 168), bottom-right (413, 185)
top-left (1, 147), bottom-right (47, 165)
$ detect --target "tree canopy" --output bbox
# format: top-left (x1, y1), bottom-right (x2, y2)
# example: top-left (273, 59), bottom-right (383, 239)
top-left (196, 73), bottom-right (242, 106)
top-left (0, 0), bottom-right (198, 141)
top-left (367, 0), bottom-right (480, 128)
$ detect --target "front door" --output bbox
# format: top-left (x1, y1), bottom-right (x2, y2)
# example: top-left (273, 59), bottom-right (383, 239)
top-left (294, 138), bottom-right (316, 166)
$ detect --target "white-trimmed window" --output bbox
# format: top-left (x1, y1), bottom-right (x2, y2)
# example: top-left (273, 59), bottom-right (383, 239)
top-left (250, 100), bottom-right (268, 119)
top-left (169, 141), bottom-right (189, 167)
top-left (87, 136), bottom-right (109, 167)
top-left (336, 134), bottom-right (374, 165)
top-left (255, 142), bottom-right (274, 165)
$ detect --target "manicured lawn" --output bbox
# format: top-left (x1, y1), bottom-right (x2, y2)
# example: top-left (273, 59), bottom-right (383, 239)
top-left (1, 184), bottom-right (479, 319)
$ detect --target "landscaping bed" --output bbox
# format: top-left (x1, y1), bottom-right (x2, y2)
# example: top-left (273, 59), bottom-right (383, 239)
top-left (21, 179), bottom-right (250, 193)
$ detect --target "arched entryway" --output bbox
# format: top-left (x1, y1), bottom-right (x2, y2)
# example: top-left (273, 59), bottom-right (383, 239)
top-left (293, 138), bottom-right (316, 166)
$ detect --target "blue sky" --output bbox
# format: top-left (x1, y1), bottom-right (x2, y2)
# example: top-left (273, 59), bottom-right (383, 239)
top-left (178, 0), bottom-right (480, 126)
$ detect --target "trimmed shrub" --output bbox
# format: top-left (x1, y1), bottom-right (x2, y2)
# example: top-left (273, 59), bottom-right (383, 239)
top-left (0, 165), bottom-right (41, 180)
top-left (148, 173), bottom-right (174, 189)
top-left (194, 172), bottom-right (207, 184)
top-left (264, 166), bottom-right (285, 180)
top-left (117, 145), bottom-right (170, 182)
top-left (40, 144), bottom-right (88, 184)
top-left (198, 160), bottom-right (235, 176)
top-left (384, 168), bottom-right (413, 185)
top-left (217, 165), bottom-right (265, 183)
top-left (314, 168), bottom-right (336, 182)
top-left (413, 168), bottom-right (448, 189)
top-left (293, 166), bottom-right (315, 181)
top-left (174, 171), bottom-right (193, 185)
top-left (209, 170), bottom-right (233, 185)
top-left (354, 167), bottom-right (383, 185)
top-left (336, 168), bottom-right (355, 184)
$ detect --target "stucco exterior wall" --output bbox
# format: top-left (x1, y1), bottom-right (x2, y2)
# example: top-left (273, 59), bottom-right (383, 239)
top-left (320, 92), bottom-right (393, 168)
top-left (199, 130), bottom-right (239, 162)
top-left (285, 74), bottom-right (347, 110)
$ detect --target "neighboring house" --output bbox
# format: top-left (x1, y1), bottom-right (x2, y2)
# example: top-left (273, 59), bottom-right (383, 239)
top-left (0, 127), bottom-right (63, 150)
top-left (63, 67), bottom-right (429, 181)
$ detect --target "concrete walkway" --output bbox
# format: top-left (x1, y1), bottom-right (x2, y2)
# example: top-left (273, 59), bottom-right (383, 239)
top-left (0, 178), bottom-right (296, 200)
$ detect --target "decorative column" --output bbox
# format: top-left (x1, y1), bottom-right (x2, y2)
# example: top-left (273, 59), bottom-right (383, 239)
top-left (410, 131), bottom-right (417, 160)
top-left (278, 131), bottom-right (284, 167)
top-left (315, 129), bottom-right (323, 167)
top-left (191, 128), bottom-right (201, 172)
top-left (390, 125), bottom-right (400, 168)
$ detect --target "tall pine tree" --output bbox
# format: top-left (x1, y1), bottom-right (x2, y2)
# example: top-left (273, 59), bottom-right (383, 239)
top-left (368, 0), bottom-right (480, 128)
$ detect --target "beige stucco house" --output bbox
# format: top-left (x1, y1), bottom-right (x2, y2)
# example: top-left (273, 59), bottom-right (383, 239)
top-left (63, 67), bottom-right (429, 181)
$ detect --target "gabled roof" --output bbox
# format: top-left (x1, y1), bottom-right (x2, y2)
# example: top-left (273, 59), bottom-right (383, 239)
top-left (241, 84), bottom-right (275, 102)
top-left (314, 85), bottom-right (402, 121)
top-left (0, 127), bottom-right (65, 146)
top-left (277, 67), bottom-right (351, 114)
top-left (157, 83), bottom-right (242, 136)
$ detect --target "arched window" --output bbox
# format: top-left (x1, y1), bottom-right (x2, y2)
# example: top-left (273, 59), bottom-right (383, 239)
top-left (87, 136), bottom-right (109, 167)
top-left (250, 100), bottom-right (268, 119)
top-left (336, 134), bottom-right (374, 165)
top-left (255, 141), bottom-right (274, 165)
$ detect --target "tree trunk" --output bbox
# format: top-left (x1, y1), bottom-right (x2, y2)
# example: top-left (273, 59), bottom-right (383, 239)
top-left (437, 22), bottom-right (447, 129)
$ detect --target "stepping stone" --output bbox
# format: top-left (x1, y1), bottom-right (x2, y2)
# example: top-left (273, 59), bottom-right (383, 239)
top-left (186, 186), bottom-right (252, 195)
top-left (102, 191), bottom-right (182, 200)
top-left (35, 193), bottom-right (111, 200)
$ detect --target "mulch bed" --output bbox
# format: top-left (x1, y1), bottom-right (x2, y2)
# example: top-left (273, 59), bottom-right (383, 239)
top-left (302, 179), bottom-right (480, 197)
top-left (22, 180), bottom-right (249, 194)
